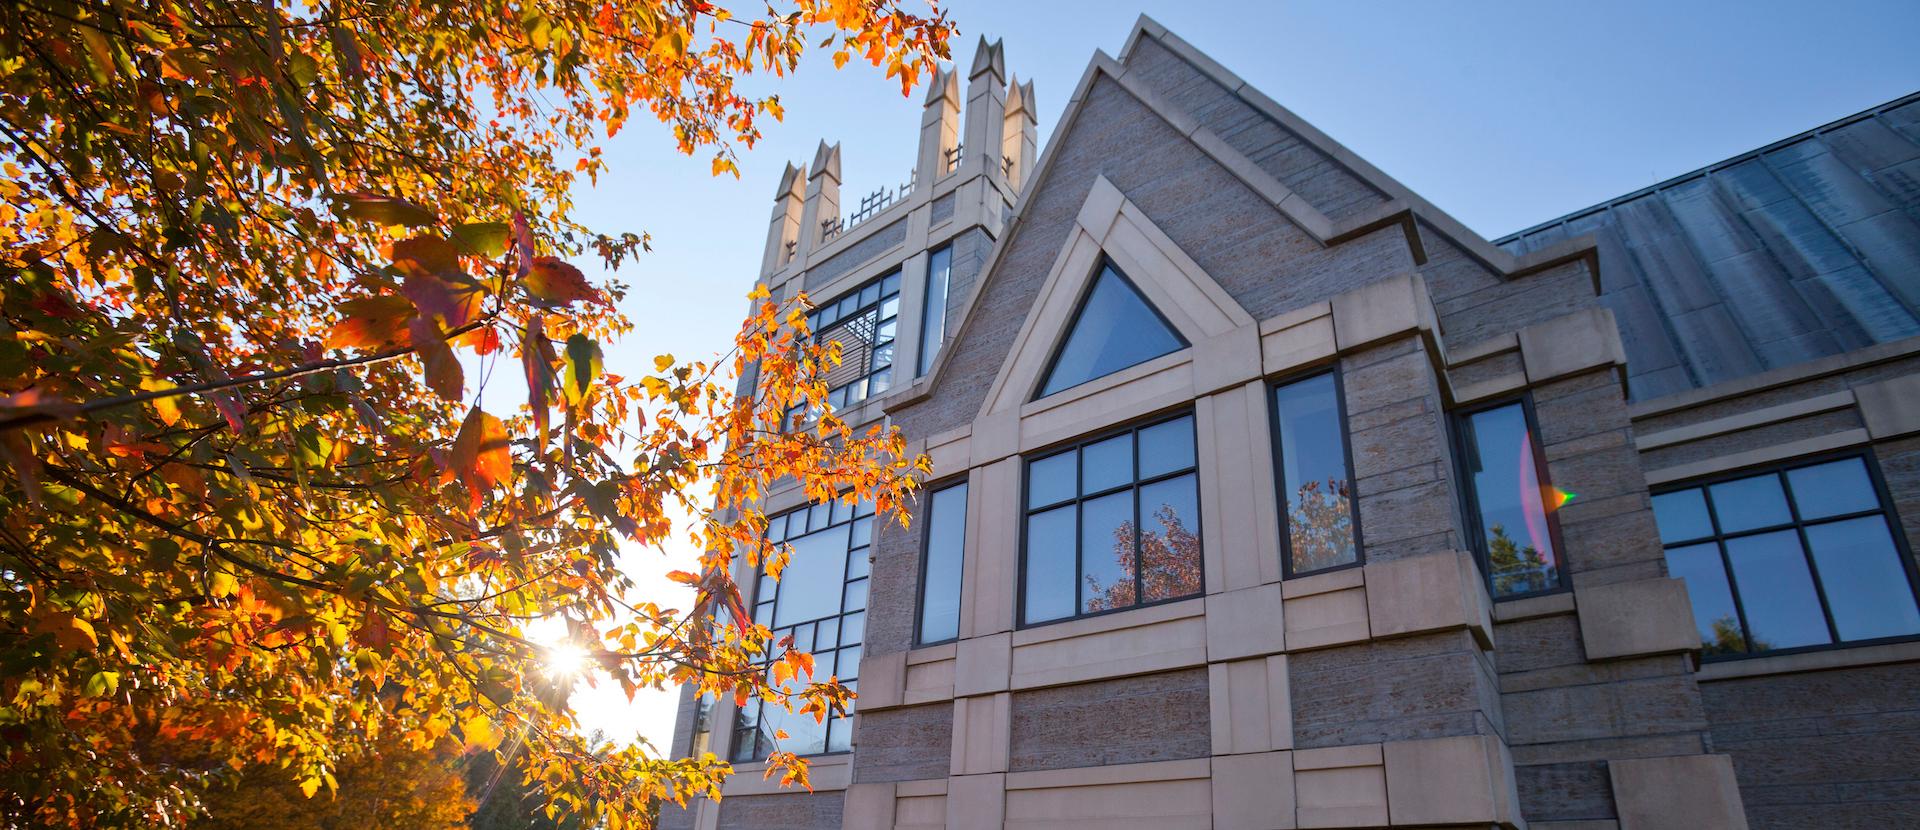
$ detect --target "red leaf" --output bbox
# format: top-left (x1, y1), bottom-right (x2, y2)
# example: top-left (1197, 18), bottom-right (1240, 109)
top-left (409, 316), bottom-right (464, 402)
top-left (511, 211), bottom-right (536, 279)
top-left (525, 257), bottom-right (606, 308)
top-left (449, 408), bottom-right (510, 512)
top-left (326, 296), bottom-right (417, 350)
top-left (454, 323), bottom-right (502, 355)
top-left (522, 316), bottom-right (557, 451)
top-left (400, 270), bottom-right (486, 329)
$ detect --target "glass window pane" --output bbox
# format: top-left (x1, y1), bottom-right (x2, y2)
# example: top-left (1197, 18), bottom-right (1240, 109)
top-left (1805, 516), bottom-right (1920, 641)
top-left (1079, 491), bottom-right (1136, 613)
top-left (1024, 506), bottom-right (1078, 623)
top-left (882, 272), bottom-right (901, 296)
top-left (826, 716), bottom-right (853, 753)
top-left (1138, 473), bottom-right (1202, 602)
top-left (1028, 450), bottom-right (1076, 509)
top-left (880, 296), bottom-right (899, 319)
top-left (847, 548), bottom-right (869, 579)
top-left (1462, 403), bottom-right (1562, 597)
top-left (773, 524), bottom-right (851, 627)
top-left (1651, 489), bottom-right (1714, 544)
top-left (1665, 542), bottom-right (1747, 656)
top-left (869, 368), bottom-right (891, 395)
top-left (1037, 266), bottom-right (1187, 398)
top-left (854, 498), bottom-right (875, 518)
top-left (843, 578), bottom-right (868, 612)
top-left (859, 283), bottom-right (879, 307)
top-left (1708, 473), bottom-right (1791, 533)
top-left (817, 617), bottom-right (839, 650)
top-left (1275, 375), bottom-right (1356, 573)
top-left (1080, 434), bottom-right (1133, 494)
top-left (841, 611), bottom-right (865, 645)
top-left (809, 502), bottom-right (832, 531)
top-left (762, 702), bottom-right (828, 756)
top-left (789, 506), bottom-right (810, 536)
top-left (1786, 458), bottom-right (1880, 520)
top-left (767, 512), bottom-right (788, 542)
top-left (850, 516), bottom-right (873, 549)
top-left (919, 246), bottom-right (953, 377)
top-left (919, 483), bottom-right (969, 644)
top-left (1725, 530), bottom-right (1832, 651)
top-left (1138, 416), bottom-right (1196, 478)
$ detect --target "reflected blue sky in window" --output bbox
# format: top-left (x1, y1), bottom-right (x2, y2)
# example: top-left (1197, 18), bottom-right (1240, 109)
top-left (1037, 266), bottom-right (1186, 398)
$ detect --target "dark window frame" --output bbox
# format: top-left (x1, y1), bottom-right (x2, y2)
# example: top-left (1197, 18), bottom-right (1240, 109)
top-left (1015, 409), bottom-right (1205, 629)
top-left (1030, 257), bottom-right (1191, 402)
top-left (913, 475), bottom-right (970, 647)
top-left (1451, 394), bottom-right (1570, 601)
top-left (1652, 450), bottom-right (1920, 662)
top-left (1269, 366), bottom-right (1366, 579)
top-left (729, 496), bottom-right (873, 762)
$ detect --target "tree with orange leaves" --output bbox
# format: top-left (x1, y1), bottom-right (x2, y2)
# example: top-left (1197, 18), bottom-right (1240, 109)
top-left (0, 1), bottom-right (947, 827)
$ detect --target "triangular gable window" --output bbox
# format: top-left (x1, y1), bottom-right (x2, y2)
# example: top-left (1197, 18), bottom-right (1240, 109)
top-left (1036, 262), bottom-right (1189, 399)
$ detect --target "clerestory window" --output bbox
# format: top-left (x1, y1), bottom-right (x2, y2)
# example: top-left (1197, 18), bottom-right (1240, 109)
top-left (1035, 262), bottom-right (1187, 399)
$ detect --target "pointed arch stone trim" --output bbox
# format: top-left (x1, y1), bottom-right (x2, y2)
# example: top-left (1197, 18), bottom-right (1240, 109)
top-left (977, 175), bottom-right (1257, 417)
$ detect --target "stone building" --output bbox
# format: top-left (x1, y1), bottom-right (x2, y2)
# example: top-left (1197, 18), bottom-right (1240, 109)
top-left (662, 17), bottom-right (1920, 830)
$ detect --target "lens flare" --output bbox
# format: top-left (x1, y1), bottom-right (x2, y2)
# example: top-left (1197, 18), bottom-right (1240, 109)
top-left (543, 642), bottom-right (592, 679)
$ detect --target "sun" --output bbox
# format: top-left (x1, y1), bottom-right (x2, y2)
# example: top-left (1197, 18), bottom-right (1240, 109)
top-left (543, 642), bottom-right (592, 680)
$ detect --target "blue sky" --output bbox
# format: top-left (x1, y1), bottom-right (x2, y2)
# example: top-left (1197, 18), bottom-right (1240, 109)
top-left (561, 0), bottom-right (1920, 749)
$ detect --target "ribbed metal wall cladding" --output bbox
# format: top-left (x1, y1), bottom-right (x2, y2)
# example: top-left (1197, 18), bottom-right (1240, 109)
top-left (1497, 93), bottom-right (1920, 402)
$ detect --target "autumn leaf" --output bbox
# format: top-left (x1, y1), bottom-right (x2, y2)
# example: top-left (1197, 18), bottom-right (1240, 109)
top-left (525, 257), bottom-right (606, 307)
top-left (523, 316), bottom-right (557, 451)
top-left (462, 712), bottom-right (501, 751)
top-left (338, 192), bottom-right (436, 227)
top-left (326, 296), bottom-right (417, 350)
top-left (409, 316), bottom-right (464, 401)
top-left (449, 408), bottom-right (510, 511)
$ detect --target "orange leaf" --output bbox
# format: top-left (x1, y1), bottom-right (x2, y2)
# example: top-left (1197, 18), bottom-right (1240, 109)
top-left (525, 257), bottom-right (606, 308)
top-left (326, 296), bottom-right (416, 350)
top-left (449, 408), bottom-right (510, 511)
top-left (665, 570), bottom-right (700, 585)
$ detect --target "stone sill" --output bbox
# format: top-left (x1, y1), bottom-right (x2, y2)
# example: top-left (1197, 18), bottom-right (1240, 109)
top-left (1694, 638), bottom-right (1920, 683)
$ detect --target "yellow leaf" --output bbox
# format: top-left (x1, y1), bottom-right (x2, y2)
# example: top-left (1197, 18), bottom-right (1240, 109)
top-left (140, 379), bottom-right (180, 426)
top-left (299, 776), bottom-right (321, 798)
top-left (463, 712), bottom-right (501, 750)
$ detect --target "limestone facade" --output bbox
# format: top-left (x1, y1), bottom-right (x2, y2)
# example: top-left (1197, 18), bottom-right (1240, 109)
top-left (664, 18), bottom-right (1920, 830)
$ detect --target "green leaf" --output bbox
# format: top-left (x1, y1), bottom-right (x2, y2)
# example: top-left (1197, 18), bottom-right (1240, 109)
top-left (452, 222), bottom-right (511, 257)
top-left (84, 670), bottom-right (120, 698)
top-left (563, 335), bottom-right (602, 408)
top-left (338, 192), bottom-right (436, 227)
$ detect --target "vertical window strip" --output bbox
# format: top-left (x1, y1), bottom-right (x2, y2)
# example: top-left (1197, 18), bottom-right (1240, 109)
top-left (1457, 399), bottom-right (1566, 598)
top-left (1272, 371), bottom-right (1362, 576)
top-left (916, 480), bottom-right (969, 645)
top-left (730, 496), bottom-right (875, 761)
top-left (917, 245), bottom-right (953, 377)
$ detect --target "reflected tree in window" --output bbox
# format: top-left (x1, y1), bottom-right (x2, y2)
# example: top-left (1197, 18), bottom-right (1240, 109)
top-left (1487, 523), bottom-right (1555, 596)
top-left (1082, 503), bottom-right (1203, 612)
top-left (1287, 478), bottom-right (1355, 573)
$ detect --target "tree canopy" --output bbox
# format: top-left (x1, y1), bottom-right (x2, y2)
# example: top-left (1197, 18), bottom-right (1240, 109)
top-left (0, 1), bottom-right (948, 827)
